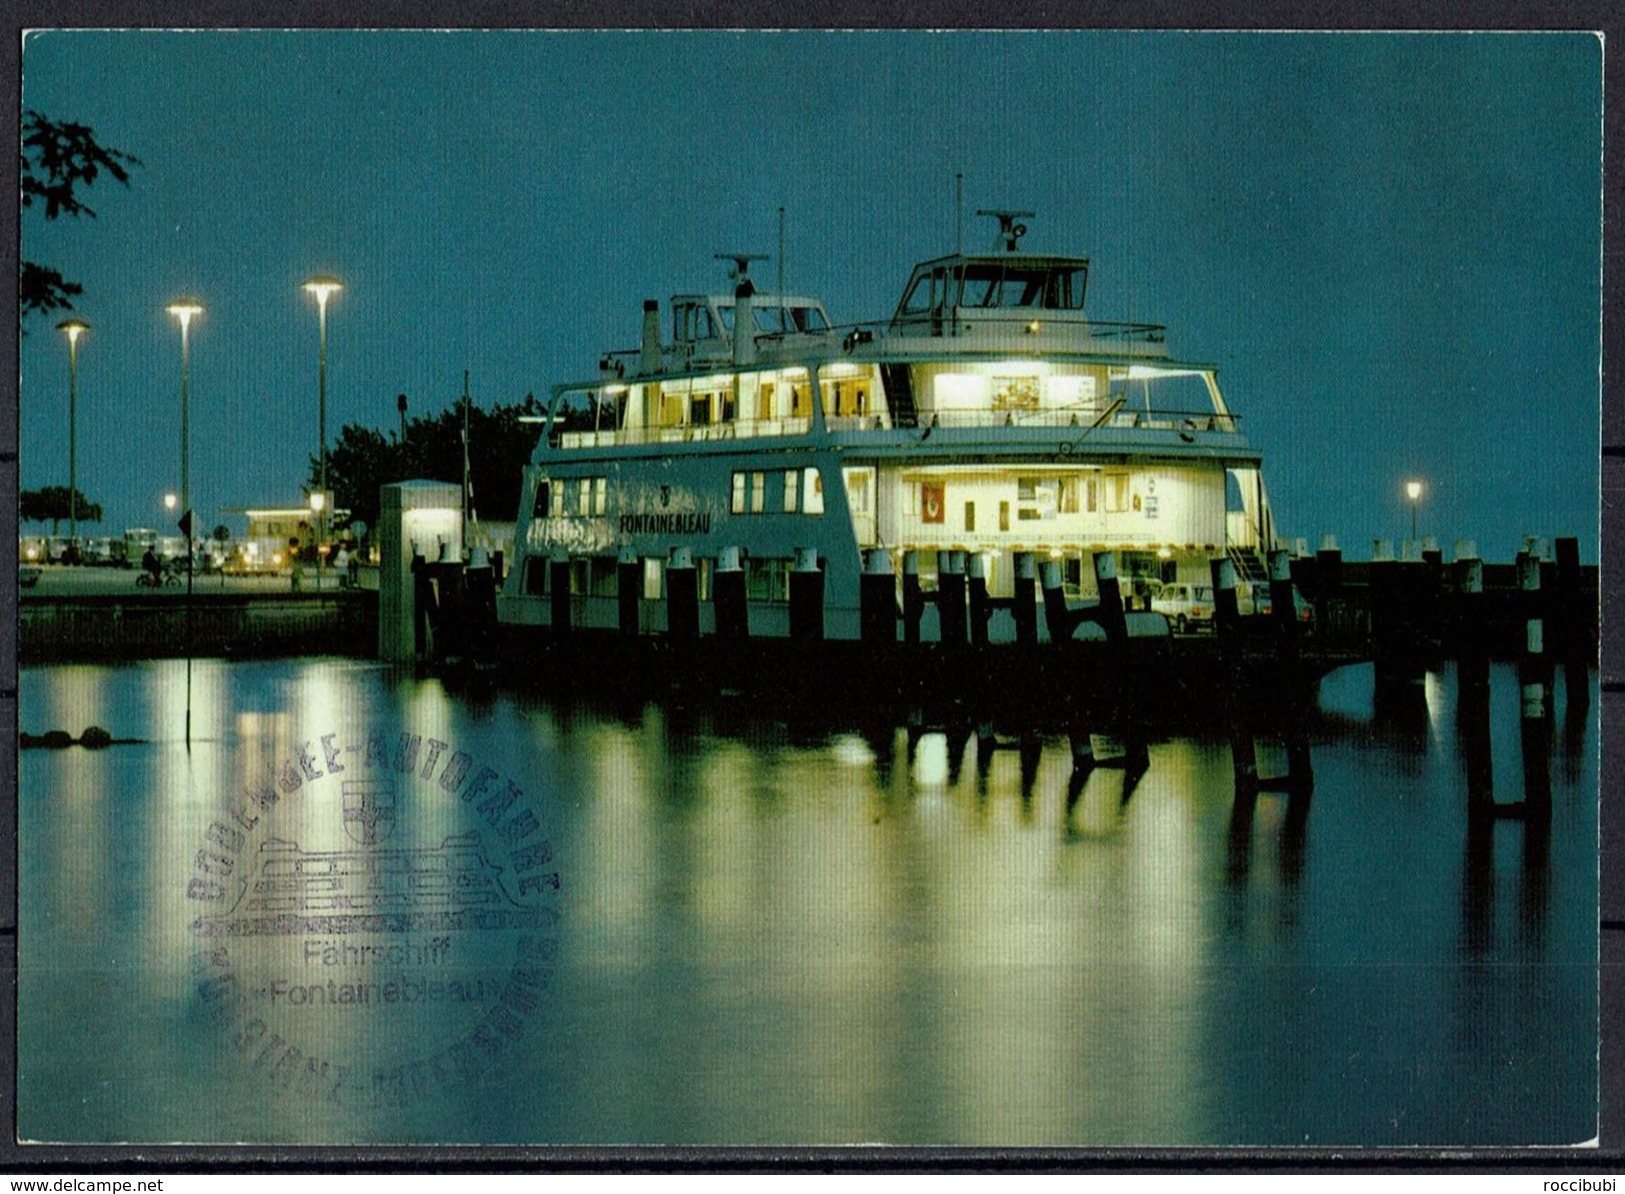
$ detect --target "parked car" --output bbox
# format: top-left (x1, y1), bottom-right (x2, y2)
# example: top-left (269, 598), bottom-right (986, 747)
top-left (1250, 585), bottom-right (1316, 628)
top-left (1150, 582), bottom-right (1216, 633)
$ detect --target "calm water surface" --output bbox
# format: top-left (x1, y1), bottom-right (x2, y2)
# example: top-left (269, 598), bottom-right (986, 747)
top-left (17, 657), bottom-right (1597, 1146)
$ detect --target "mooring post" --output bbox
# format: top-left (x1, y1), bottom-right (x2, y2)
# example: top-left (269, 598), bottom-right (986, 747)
top-left (1554, 536), bottom-right (1590, 716)
top-left (788, 547), bottom-right (824, 642)
top-left (1519, 550), bottom-right (1552, 820)
top-left (1012, 551), bottom-right (1037, 645)
top-left (1316, 533), bottom-right (1342, 599)
top-left (666, 546), bottom-right (699, 641)
top-left (715, 545), bottom-right (747, 641)
top-left (1371, 537), bottom-right (1424, 695)
top-left (617, 546), bottom-right (640, 637)
top-left (1092, 551), bottom-right (1127, 642)
top-left (465, 547), bottom-right (497, 661)
top-left (860, 547), bottom-right (896, 645)
top-left (549, 548), bottom-right (571, 638)
top-left (410, 551), bottom-right (432, 661)
top-left (1093, 552), bottom-right (1146, 772)
top-left (1211, 555), bottom-right (1257, 801)
top-left (1039, 559), bottom-right (1071, 643)
top-left (966, 551), bottom-right (991, 647)
top-left (1453, 542), bottom-right (1489, 700)
top-left (1267, 548), bottom-right (1314, 796)
top-left (901, 550), bottom-right (923, 645)
top-left (1267, 547), bottom-right (1301, 664)
top-left (938, 550), bottom-right (967, 647)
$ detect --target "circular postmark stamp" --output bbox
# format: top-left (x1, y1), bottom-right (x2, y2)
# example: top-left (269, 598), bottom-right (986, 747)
top-left (184, 725), bottom-right (561, 1109)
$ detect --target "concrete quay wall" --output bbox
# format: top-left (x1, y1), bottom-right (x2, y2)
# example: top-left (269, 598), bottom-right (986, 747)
top-left (20, 591), bottom-right (378, 663)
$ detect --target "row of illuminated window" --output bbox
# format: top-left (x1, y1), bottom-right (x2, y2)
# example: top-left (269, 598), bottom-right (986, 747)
top-left (905, 473), bottom-right (1134, 532)
top-left (524, 555), bottom-right (802, 602)
top-left (729, 469), bottom-right (826, 516)
top-left (534, 476), bottom-right (609, 520)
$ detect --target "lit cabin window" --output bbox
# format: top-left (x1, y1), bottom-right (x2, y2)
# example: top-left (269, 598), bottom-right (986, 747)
top-left (751, 472), bottom-right (766, 514)
top-left (783, 470), bottom-right (799, 513)
top-left (642, 558), bottom-right (663, 600)
top-left (594, 478), bottom-right (608, 516)
top-left (731, 472), bottom-right (746, 514)
top-left (578, 478), bottom-right (592, 517)
top-left (802, 468), bottom-right (824, 515)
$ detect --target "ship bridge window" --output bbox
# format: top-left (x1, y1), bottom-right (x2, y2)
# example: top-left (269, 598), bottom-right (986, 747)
top-left (960, 264), bottom-right (1086, 310)
top-left (1109, 368), bottom-right (1220, 419)
top-left (748, 306), bottom-right (831, 334)
top-left (675, 305), bottom-right (718, 343)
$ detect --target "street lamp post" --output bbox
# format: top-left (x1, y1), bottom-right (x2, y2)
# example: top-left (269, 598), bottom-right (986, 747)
top-left (303, 276), bottom-right (342, 590)
top-left (1405, 480), bottom-right (1423, 543)
top-left (57, 320), bottom-right (88, 556)
top-left (165, 299), bottom-right (202, 752)
top-left (166, 301), bottom-right (203, 544)
top-left (310, 491), bottom-right (326, 591)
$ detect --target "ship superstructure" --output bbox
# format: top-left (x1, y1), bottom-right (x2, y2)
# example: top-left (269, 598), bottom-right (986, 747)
top-left (498, 212), bottom-right (1276, 644)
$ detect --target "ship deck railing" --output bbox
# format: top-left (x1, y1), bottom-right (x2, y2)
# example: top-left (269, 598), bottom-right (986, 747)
top-left (552, 407), bottom-right (1239, 449)
top-left (594, 313), bottom-right (1174, 381)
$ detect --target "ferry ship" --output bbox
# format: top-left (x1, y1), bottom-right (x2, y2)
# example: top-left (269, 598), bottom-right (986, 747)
top-left (496, 211), bottom-right (1278, 652)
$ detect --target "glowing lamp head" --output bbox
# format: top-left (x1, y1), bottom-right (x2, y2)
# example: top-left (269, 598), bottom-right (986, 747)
top-left (165, 300), bottom-right (203, 333)
top-left (56, 319), bottom-right (89, 346)
top-left (1405, 480), bottom-right (1423, 502)
top-left (164, 492), bottom-right (178, 511)
top-left (303, 275), bottom-right (343, 310)
top-left (309, 492), bottom-right (326, 514)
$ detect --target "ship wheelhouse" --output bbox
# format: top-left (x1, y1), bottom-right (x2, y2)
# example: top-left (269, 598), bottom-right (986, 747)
top-left (500, 215), bottom-right (1279, 643)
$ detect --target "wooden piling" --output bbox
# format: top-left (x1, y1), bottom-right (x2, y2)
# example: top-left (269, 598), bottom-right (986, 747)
top-left (1012, 551), bottom-right (1038, 645)
top-left (714, 545), bottom-right (748, 641)
top-left (617, 546), bottom-right (640, 637)
top-left (860, 547), bottom-right (896, 645)
top-left (666, 546), bottom-right (699, 641)
top-left (966, 552), bottom-right (991, 647)
top-left (1555, 536), bottom-right (1591, 716)
top-left (901, 551), bottom-right (923, 645)
top-left (788, 547), bottom-right (824, 642)
top-left (938, 550), bottom-right (967, 646)
top-left (1211, 556), bottom-right (1258, 801)
top-left (549, 550), bottom-right (571, 638)
top-left (1519, 551), bottom-right (1552, 819)
top-left (1315, 533), bottom-right (1342, 600)
top-left (1453, 545), bottom-right (1489, 699)
top-left (1039, 559), bottom-right (1072, 643)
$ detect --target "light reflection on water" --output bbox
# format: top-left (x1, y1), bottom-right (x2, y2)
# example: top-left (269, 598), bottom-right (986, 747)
top-left (18, 657), bottom-right (1597, 1146)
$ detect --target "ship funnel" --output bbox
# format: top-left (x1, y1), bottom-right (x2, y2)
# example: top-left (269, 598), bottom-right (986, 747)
top-left (639, 299), bottom-right (661, 374)
top-left (733, 278), bottom-right (757, 365)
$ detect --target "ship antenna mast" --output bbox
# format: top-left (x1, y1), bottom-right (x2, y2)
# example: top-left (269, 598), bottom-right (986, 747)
top-left (976, 208), bottom-right (1035, 252)
top-left (955, 172), bottom-right (963, 256)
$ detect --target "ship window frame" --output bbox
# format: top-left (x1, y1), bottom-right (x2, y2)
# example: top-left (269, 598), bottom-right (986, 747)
top-left (783, 469), bottom-right (799, 514)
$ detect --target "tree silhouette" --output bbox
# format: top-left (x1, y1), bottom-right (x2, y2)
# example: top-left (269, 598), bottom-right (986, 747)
top-left (20, 486), bottom-right (103, 534)
top-left (308, 393), bottom-right (548, 531)
top-left (19, 110), bottom-right (140, 320)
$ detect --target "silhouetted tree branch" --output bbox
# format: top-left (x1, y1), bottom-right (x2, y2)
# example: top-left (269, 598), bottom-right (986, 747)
top-left (19, 110), bottom-right (139, 321)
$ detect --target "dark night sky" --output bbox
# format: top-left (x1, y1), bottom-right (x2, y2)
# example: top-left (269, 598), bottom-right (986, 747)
top-left (18, 30), bottom-right (1602, 558)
